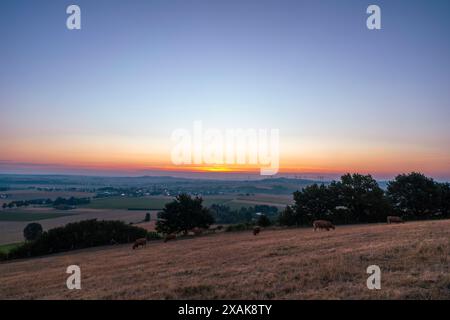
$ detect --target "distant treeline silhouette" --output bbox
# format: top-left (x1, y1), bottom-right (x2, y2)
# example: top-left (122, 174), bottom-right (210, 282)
top-left (1, 196), bottom-right (90, 209)
top-left (279, 172), bottom-right (450, 226)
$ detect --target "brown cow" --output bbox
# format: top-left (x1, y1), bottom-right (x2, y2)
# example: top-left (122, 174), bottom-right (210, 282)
top-left (253, 226), bottom-right (261, 235)
top-left (132, 238), bottom-right (147, 249)
top-left (164, 233), bottom-right (177, 242)
top-left (387, 216), bottom-right (404, 224)
top-left (313, 220), bottom-right (335, 231)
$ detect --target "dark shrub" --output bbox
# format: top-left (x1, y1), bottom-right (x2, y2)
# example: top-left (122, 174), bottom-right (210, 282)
top-left (278, 205), bottom-right (298, 226)
top-left (210, 204), bottom-right (278, 224)
top-left (257, 214), bottom-right (272, 227)
top-left (146, 231), bottom-right (162, 241)
top-left (0, 251), bottom-right (7, 261)
top-left (144, 213), bottom-right (151, 222)
top-left (23, 223), bottom-right (43, 241)
top-left (225, 223), bottom-right (253, 232)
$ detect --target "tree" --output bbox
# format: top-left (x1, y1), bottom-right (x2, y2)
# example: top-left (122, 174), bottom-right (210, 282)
top-left (330, 173), bottom-right (389, 223)
top-left (144, 213), bottom-right (151, 222)
top-left (2, 203), bottom-right (6, 209)
top-left (438, 183), bottom-right (450, 217)
top-left (23, 223), bottom-right (43, 241)
top-left (387, 172), bottom-right (440, 218)
top-left (257, 214), bottom-right (271, 227)
top-left (278, 205), bottom-right (298, 226)
top-left (293, 183), bottom-right (334, 225)
top-left (156, 194), bottom-right (214, 235)
top-left (209, 204), bottom-right (269, 224)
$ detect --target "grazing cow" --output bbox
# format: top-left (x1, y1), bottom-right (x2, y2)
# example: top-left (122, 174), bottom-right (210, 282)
top-left (387, 216), bottom-right (404, 224)
top-left (164, 233), bottom-right (177, 242)
top-left (253, 226), bottom-right (261, 236)
top-left (313, 220), bottom-right (335, 231)
top-left (132, 238), bottom-right (147, 250)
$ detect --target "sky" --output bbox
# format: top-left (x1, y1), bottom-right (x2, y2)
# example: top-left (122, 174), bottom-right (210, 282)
top-left (0, 0), bottom-right (449, 180)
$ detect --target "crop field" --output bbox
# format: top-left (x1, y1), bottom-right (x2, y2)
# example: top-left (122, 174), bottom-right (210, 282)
top-left (0, 219), bottom-right (449, 299)
top-left (0, 209), bottom-right (76, 222)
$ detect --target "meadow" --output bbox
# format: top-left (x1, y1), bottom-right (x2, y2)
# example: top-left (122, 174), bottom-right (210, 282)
top-left (1, 219), bottom-right (448, 299)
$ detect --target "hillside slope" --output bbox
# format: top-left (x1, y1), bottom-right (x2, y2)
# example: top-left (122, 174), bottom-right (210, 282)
top-left (1, 220), bottom-right (449, 299)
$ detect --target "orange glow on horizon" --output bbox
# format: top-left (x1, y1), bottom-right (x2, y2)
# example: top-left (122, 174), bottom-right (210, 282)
top-left (2, 136), bottom-right (449, 178)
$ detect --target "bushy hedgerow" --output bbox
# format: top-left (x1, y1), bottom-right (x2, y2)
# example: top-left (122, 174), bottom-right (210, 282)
top-left (257, 214), bottom-right (272, 227)
top-left (225, 223), bottom-right (254, 232)
top-left (146, 231), bottom-right (162, 241)
top-left (7, 219), bottom-right (147, 260)
top-left (0, 251), bottom-right (7, 261)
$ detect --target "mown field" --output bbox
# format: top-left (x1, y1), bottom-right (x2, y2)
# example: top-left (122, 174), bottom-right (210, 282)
top-left (0, 219), bottom-right (449, 299)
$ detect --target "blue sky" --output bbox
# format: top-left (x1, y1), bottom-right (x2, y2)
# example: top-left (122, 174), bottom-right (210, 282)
top-left (0, 0), bottom-right (449, 179)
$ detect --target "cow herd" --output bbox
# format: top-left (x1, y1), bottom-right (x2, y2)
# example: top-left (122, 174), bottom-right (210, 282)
top-left (132, 215), bottom-right (405, 249)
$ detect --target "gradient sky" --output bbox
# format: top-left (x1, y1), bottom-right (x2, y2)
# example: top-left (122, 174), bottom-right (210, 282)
top-left (1, 0), bottom-right (449, 180)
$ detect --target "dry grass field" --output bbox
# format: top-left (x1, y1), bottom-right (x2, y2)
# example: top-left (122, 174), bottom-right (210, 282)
top-left (0, 219), bottom-right (449, 300)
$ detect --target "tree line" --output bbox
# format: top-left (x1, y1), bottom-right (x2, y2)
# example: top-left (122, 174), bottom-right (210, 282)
top-left (209, 204), bottom-right (278, 224)
top-left (279, 172), bottom-right (450, 226)
top-left (155, 172), bottom-right (450, 234)
top-left (1, 196), bottom-right (91, 209)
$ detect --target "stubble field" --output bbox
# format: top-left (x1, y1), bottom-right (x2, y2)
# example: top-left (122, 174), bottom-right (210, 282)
top-left (0, 219), bottom-right (449, 299)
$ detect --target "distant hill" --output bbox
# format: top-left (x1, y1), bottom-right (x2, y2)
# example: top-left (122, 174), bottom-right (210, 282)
top-left (0, 174), bottom-right (324, 195)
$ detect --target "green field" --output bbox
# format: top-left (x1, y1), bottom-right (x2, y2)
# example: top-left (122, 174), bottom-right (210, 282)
top-left (0, 211), bottom-right (76, 222)
top-left (84, 194), bottom-right (293, 211)
top-left (85, 196), bottom-right (233, 210)
top-left (0, 242), bottom-right (23, 254)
